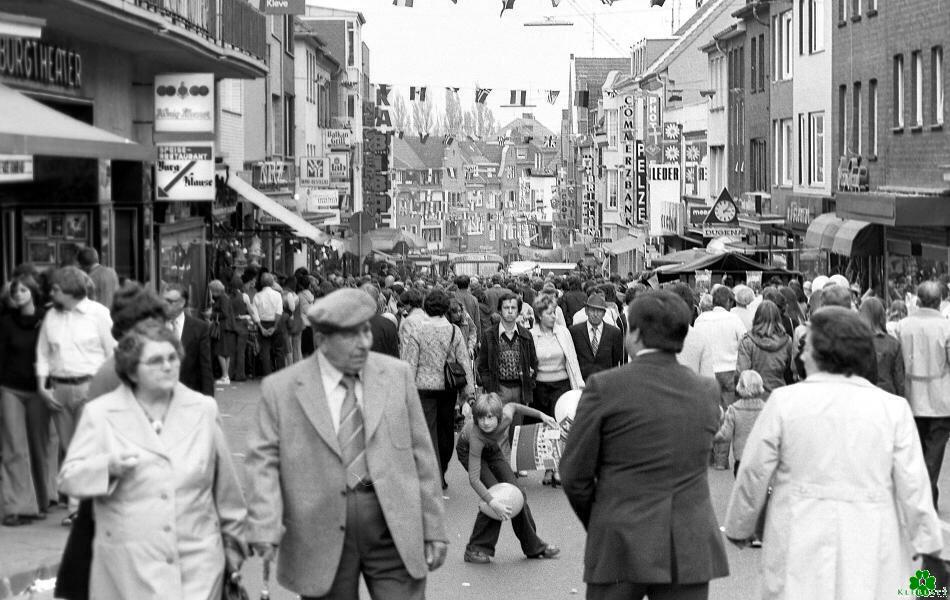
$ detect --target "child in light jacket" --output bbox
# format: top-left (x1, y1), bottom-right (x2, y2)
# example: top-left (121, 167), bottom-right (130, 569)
top-left (715, 369), bottom-right (767, 477)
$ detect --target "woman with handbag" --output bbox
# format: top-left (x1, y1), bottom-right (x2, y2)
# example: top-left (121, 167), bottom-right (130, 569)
top-left (209, 279), bottom-right (236, 386)
top-left (58, 319), bottom-right (247, 599)
top-left (401, 289), bottom-right (476, 489)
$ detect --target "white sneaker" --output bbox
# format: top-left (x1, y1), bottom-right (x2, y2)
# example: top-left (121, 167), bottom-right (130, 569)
top-left (215, 377), bottom-right (230, 386)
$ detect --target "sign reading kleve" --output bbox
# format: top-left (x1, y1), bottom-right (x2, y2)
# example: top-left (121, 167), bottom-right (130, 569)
top-left (260, 0), bottom-right (305, 14)
top-left (154, 74), bottom-right (214, 133)
top-left (155, 143), bottom-right (215, 201)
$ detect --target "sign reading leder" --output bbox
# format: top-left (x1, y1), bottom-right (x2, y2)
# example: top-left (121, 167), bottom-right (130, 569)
top-left (155, 143), bottom-right (214, 201)
top-left (154, 73), bottom-right (214, 133)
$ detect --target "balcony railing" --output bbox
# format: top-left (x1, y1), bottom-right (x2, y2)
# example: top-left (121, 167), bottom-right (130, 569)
top-left (135, 0), bottom-right (266, 62)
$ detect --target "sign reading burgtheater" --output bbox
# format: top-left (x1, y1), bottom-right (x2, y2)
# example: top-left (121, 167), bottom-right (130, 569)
top-left (154, 73), bottom-right (215, 133)
top-left (155, 143), bottom-right (215, 201)
top-left (0, 36), bottom-right (82, 88)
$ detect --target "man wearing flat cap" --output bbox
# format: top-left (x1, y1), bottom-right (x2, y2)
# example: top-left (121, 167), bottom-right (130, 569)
top-left (569, 292), bottom-right (625, 380)
top-left (245, 288), bottom-right (448, 599)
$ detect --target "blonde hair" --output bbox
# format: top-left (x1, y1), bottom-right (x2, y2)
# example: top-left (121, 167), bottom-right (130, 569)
top-left (736, 370), bottom-right (765, 398)
top-left (472, 392), bottom-right (504, 420)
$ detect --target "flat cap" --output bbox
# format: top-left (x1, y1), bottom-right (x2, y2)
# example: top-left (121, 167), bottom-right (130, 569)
top-left (307, 288), bottom-right (376, 330)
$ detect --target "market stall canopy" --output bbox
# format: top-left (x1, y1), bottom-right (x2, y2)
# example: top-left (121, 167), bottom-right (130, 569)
top-left (0, 83), bottom-right (153, 161)
top-left (343, 227), bottom-right (426, 254)
top-left (830, 220), bottom-right (882, 257)
top-left (651, 248), bottom-right (711, 266)
top-left (603, 234), bottom-right (647, 256)
top-left (803, 213), bottom-right (845, 250)
top-left (227, 175), bottom-right (330, 244)
top-left (655, 252), bottom-right (799, 280)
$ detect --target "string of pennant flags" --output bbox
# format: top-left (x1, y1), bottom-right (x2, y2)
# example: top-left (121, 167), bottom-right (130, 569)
top-left (392, 0), bottom-right (627, 13)
top-left (376, 84), bottom-right (565, 107)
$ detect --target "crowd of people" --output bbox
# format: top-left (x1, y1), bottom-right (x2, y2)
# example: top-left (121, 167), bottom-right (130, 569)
top-left (1, 249), bottom-right (950, 599)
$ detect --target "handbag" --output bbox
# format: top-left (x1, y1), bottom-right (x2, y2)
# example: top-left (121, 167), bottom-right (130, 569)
top-left (209, 316), bottom-right (221, 341)
top-left (221, 569), bottom-right (250, 600)
top-left (444, 327), bottom-right (468, 391)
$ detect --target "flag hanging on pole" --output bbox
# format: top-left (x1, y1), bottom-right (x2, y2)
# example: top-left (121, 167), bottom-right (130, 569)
top-left (546, 90), bottom-right (560, 104)
top-left (551, 0), bottom-right (561, 5)
top-left (475, 88), bottom-right (492, 104)
top-left (410, 86), bottom-right (427, 102)
top-left (393, 0), bottom-right (414, 6)
top-left (499, 0), bottom-right (515, 17)
top-left (509, 90), bottom-right (527, 106)
top-left (419, 132), bottom-right (430, 144)
top-left (442, 134), bottom-right (455, 146)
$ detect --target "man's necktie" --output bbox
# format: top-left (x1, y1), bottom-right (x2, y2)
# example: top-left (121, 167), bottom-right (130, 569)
top-left (339, 375), bottom-right (369, 488)
top-left (591, 327), bottom-right (600, 356)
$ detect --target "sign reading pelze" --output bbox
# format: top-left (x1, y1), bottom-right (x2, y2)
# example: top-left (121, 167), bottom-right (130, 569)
top-left (155, 143), bottom-right (215, 201)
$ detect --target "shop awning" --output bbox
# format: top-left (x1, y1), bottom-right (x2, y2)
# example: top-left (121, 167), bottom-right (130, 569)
top-left (226, 175), bottom-right (330, 244)
top-left (830, 220), bottom-right (882, 257)
top-left (603, 234), bottom-right (646, 256)
top-left (0, 83), bottom-right (153, 161)
top-left (803, 213), bottom-right (845, 250)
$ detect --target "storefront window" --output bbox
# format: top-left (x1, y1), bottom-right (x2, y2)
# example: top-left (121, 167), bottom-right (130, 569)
top-left (22, 211), bottom-right (91, 269)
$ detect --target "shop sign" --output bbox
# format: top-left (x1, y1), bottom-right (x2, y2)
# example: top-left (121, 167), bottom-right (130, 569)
top-left (154, 73), bottom-right (214, 133)
top-left (621, 94), bottom-right (637, 228)
top-left (688, 204), bottom-right (709, 226)
top-left (299, 156), bottom-right (329, 187)
top-left (635, 140), bottom-right (647, 225)
top-left (786, 199), bottom-right (814, 228)
top-left (329, 153), bottom-right (349, 180)
top-left (302, 188), bottom-right (338, 212)
top-left (155, 143), bottom-right (214, 201)
top-left (642, 94), bottom-right (663, 163)
top-left (325, 129), bottom-right (351, 151)
top-left (249, 160), bottom-right (295, 191)
top-left (259, 0), bottom-right (305, 14)
top-left (701, 188), bottom-right (740, 237)
top-left (0, 36), bottom-right (82, 89)
top-left (0, 154), bottom-right (33, 183)
top-left (648, 163), bottom-right (680, 237)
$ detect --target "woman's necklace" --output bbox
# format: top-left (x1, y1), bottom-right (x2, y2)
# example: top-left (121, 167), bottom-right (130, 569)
top-left (135, 398), bottom-right (169, 435)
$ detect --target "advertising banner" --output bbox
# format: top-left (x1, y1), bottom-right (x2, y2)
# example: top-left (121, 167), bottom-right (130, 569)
top-left (510, 424), bottom-right (562, 472)
top-left (259, 0), bottom-right (305, 14)
top-left (302, 188), bottom-right (339, 212)
top-left (642, 94), bottom-right (663, 163)
top-left (621, 94), bottom-right (637, 228)
top-left (635, 140), bottom-right (647, 225)
top-left (329, 153), bottom-right (349, 181)
top-left (648, 163), bottom-right (680, 237)
top-left (155, 143), bottom-right (214, 201)
top-left (154, 73), bottom-right (214, 133)
top-left (0, 155), bottom-right (33, 182)
top-left (325, 129), bottom-right (351, 151)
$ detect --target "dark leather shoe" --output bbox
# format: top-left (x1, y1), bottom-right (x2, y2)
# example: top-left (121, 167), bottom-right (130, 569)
top-left (528, 544), bottom-right (560, 559)
top-left (463, 549), bottom-right (491, 564)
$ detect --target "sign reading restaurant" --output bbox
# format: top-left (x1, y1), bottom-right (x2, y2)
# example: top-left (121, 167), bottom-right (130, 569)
top-left (155, 143), bottom-right (215, 201)
top-left (154, 73), bottom-right (215, 133)
top-left (0, 35), bottom-right (82, 88)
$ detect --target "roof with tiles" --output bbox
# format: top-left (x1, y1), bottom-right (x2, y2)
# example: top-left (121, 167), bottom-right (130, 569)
top-left (392, 136), bottom-right (426, 170)
top-left (402, 136), bottom-right (445, 169)
top-left (499, 113), bottom-right (558, 141)
top-left (573, 57), bottom-right (632, 92)
top-left (639, 0), bottom-right (742, 80)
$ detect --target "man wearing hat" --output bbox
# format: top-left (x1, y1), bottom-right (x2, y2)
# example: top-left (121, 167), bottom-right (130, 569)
top-left (569, 293), bottom-right (625, 380)
top-left (245, 288), bottom-right (448, 599)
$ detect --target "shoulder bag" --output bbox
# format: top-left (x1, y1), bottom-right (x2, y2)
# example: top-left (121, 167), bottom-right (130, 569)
top-left (444, 326), bottom-right (468, 391)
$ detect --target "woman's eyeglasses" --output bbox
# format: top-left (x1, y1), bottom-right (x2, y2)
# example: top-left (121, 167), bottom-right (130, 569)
top-left (140, 354), bottom-right (181, 368)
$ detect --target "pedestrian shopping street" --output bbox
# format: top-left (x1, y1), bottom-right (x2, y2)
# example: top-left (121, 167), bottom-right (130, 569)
top-left (3, 378), bottom-right (949, 599)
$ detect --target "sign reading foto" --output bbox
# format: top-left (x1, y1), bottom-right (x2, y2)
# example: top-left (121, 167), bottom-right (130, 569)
top-left (154, 73), bottom-right (214, 133)
top-left (155, 143), bottom-right (214, 201)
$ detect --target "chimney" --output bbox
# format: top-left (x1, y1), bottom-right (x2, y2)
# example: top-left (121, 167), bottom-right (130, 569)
top-left (522, 113), bottom-right (534, 120)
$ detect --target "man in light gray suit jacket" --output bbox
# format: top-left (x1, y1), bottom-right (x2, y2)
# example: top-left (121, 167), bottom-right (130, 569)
top-left (245, 288), bottom-right (448, 599)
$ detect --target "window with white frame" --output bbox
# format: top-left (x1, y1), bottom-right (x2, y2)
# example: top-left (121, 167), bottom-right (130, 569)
top-left (932, 46), bottom-right (944, 125)
top-left (774, 118), bottom-right (793, 186)
top-left (868, 0), bottom-right (877, 11)
top-left (894, 54), bottom-right (905, 127)
top-left (809, 0), bottom-right (823, 53)
top-left (709, 146), bottom-right (725, 196)
top-left (709, 55), bottom-right (726, 109)
top-left (851, 0), bottom-right (860, 18)
top-left (869, 79), bottom-right (878, 155)
top-left (809, 112), bottom-right (825, 185)
top-left (607, 169), bottom-right (618, 209)
top-left (853, 82), bottom-right (862, 155)
top-left (798, 113), bottom-right (806, 185)
top-left (346, 22), bottom-right (355, 67)
top-left (773, 11), bottom-right (793, 81)
top-left (913, 50), bottom-right (923, 126)
top-left (606, 110), bottom-right (618, 148)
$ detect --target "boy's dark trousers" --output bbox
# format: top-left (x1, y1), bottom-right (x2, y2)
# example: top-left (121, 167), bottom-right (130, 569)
top-left (459, 440), bottom-right (546, 557)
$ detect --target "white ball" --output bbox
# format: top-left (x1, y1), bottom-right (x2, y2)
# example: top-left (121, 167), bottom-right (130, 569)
top-left (478, 483), bottom-right (525, 520)
top-left (555, 389), bottom-right (582, 424)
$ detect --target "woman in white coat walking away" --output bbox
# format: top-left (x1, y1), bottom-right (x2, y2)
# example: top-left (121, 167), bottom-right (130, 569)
top-left (59, 319), bottom-right (246, 599)
top-left (723, 307), bottom-right (942, 600)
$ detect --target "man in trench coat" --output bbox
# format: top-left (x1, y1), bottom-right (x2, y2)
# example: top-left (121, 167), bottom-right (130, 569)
top-left (245, 288), bottom-right (448, 599)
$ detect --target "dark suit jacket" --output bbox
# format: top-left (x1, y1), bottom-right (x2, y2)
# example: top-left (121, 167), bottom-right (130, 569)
top-left (476, 324), bottom-right (537, 406)
top-left (180, 315), bottom-right (214, 397)
top-left (560, 352), bottom-right (729, 585)
top-left (569, 322), bottom-right (624, 379)
top-left (370, 314), bottom-right (399, 358)
top-left (559, 290), bottom-right (588, 322)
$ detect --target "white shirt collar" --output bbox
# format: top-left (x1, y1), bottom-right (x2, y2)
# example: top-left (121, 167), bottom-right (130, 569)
top-left (498, 321), bottom-right (517, 339)
top-left (636, 348), bottom-right (662, 356)
top-left (316, 348), bottom-right (352, 389)
top-left (171, 312), bottom-right (185, 339)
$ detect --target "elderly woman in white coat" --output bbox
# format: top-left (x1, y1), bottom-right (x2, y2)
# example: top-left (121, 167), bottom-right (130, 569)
top-left (531, 293), bottom-right (584, 486)
top-left (723, 307), bottom-right (942, 600)
top-left (58, 319), bottom-right (246, 600)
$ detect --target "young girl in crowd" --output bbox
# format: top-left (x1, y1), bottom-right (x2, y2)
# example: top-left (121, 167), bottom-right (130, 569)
top-left (715, 370), bottom-right (767, 477)
top-left (456, 393), bottom-right (560, 564)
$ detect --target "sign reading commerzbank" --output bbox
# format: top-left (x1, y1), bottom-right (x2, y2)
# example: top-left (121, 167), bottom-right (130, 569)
top-left (155, 143), bottom-right (215, 201)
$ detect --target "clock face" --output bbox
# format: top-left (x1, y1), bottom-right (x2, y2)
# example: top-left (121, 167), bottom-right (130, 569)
top-left (714, 200), bottom-right (736, 222)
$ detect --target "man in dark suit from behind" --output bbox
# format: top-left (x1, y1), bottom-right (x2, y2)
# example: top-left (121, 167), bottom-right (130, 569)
top-left (559, 275), bottom-right (588, 322)
top-left (162, 283), bottom-right (214, 396)
top-left (360, 282), bottom-right (399, 358)
top-left (560, 291), bottom-right (729, 600)
top-left (569, 293), bottom-right (624, 380)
